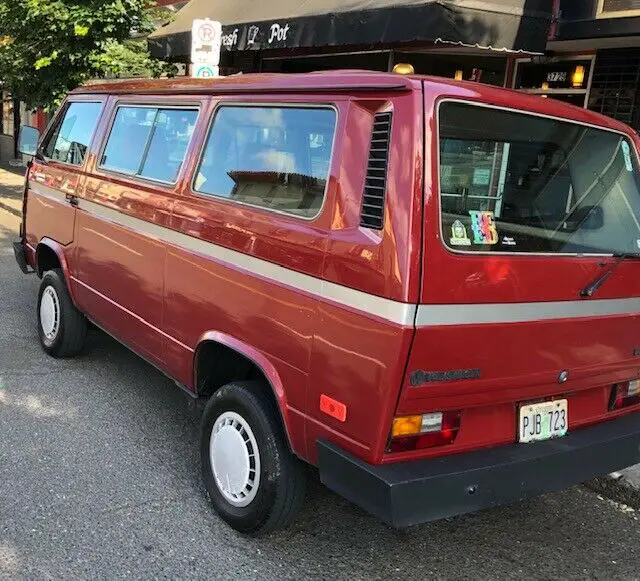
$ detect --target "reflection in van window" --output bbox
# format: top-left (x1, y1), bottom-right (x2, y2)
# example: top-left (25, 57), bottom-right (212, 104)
top-left (141, 109), bottom-right (199, 182)
top-left (43, 102), bottom-right (102, 165)
top-left (439, 102), bottom-right (640, 254)
top-left (101, 106), bottom-right (198, 182)
top-left (194, 106), bottom-right (336, 218)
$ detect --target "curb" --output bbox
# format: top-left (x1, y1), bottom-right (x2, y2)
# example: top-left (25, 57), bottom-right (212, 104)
top-left (0, 200), bottom-right (21, 218)
top-left (584, 472), bottom-right (640, 509)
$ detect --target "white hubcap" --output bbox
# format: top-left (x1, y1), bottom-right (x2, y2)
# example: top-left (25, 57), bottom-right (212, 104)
top-left (210, 411), bottom-right (261, 507)
top-left (40, 286), bottom-right (60, 341)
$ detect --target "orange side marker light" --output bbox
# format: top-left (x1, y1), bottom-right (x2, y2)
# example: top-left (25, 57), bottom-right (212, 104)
top-left (320, 394), bottom-right (347, 422)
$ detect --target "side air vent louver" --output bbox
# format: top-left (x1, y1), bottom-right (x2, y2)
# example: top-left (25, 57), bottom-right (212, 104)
top-left (360, 111), bottom-right (392, 229)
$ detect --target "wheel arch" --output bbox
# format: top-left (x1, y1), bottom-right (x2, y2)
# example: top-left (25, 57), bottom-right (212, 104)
top-left (35, 238), bottom-right (75, 286)
top-left (35, 238), bottom-right (78, 305)
top-left (193, 331), bottom-right (298, 454)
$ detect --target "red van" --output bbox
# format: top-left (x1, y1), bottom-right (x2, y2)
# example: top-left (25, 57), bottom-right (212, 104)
top-left (13, 71), bottom-right (640, 535)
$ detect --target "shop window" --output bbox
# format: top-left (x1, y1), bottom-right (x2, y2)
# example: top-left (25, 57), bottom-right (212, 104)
top-left (598, 0), bottom-right (640, 18)
top-left (194, 106), bottom-right (336, 218)
top-left (588, 49), bottom-right (640, 129)
top-left (261, 52), bottom-right (390, 74)
top-left (515, 60), bottom-right (591, 92)
top-left (101, 106), bottom-right (198, 182)
top-left (396, 53), bottom-right (507, 87)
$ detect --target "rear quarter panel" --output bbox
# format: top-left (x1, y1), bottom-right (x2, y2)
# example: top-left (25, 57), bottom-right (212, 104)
top-left (311, 89), bottom-right (425, 462)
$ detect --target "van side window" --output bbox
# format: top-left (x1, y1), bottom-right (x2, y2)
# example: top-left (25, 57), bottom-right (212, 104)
top-left (193, 106), bottom-right (336, 218)
top-left (42, 102), bottom-right (102, 165)
top-left (100, 106), bottom-right (198, 183)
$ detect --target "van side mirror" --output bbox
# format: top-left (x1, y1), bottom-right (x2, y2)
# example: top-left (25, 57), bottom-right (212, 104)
top-left (564, 205), bottom-right (604, 232)
top-left (18, 126), bottom-right (41, 157)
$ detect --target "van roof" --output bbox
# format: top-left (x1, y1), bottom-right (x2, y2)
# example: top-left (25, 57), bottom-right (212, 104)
top-left (72, 70), bottom-right (419, 95)
top-left (72, 70), bottom-right (633, 135)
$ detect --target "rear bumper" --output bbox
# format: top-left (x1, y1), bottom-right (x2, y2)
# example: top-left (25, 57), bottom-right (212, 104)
top-left (317, 411), bottom-right (640, 527)
top-left (13, 239), bottom-right (31, 274)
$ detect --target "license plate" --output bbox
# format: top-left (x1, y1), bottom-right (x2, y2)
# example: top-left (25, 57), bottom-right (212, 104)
top-left (518, 399), bottom-right (568, 443)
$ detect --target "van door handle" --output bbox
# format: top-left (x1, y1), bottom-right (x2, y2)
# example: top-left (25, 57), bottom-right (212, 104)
top-left (65, 194), bottom-right (78, 207)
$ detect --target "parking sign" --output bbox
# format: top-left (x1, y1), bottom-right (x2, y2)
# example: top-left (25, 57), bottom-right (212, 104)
top-left (191, 19), bottom-right (222, 68)
top-left (193, 64), bottom-right (220, 78)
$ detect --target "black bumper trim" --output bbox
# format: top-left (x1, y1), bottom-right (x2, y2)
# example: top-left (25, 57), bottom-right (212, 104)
top-left (13, 240), bottom-right (31, 274)
top-left (317, 412), bottom-right (640, 527)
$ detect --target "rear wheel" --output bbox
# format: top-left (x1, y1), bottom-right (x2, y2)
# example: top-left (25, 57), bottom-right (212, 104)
top-left (37, 269), bottom-right (87, 358)
top-left (200, 381), bottom-right (306, 535)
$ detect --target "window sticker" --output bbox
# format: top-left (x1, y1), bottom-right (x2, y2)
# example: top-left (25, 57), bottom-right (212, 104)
top-left (621, 141), bottom-right (633, 172)
top-left (450, 220), bottom-right (471, 246)
top-left (469, 210), bottom-right (498, 244)
top-left (472, 168), bottom-right (491, 186)
top-left (501, 236), bottom-right (516, 246)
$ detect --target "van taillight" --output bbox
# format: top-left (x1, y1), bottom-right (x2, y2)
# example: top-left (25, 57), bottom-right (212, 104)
top-left (609, 380), bottom-right (640, 410)
top-left (388, 411), bottom-right (461, 453)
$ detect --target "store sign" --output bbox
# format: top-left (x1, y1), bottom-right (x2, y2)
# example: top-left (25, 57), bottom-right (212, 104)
top-left (268, 23), bottom-right (290, 43)
top-left (221, 28), bottom-right (239, 48)
top-left (220, 21), bottom-right (295, 50)
top-left (191, 19), bottom-right (222, 66)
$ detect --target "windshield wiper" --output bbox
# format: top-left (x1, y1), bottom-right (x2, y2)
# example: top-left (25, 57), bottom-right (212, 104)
top-left (580, 252), bottom-right (640, 298)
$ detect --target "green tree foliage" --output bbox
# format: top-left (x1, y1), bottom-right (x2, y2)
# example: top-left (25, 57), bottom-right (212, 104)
top-left (0, 1), bottom-right (173, 109)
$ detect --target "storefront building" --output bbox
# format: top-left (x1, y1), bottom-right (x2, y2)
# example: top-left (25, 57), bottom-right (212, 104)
top-left (149, 0), bottom-right (640, 134)
top-left (149, 0), bottom-right (555, 88)
top-left (515, 0), bottom-right (640, 131)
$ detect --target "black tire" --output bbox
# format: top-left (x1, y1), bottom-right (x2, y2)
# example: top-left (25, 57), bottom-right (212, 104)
top-left (200, 381), bottom-right (306, 535)
top-left (37, 268), bottom-right (87, 358)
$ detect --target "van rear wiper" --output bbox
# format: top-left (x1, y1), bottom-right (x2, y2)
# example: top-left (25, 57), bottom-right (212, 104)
top-left (579, 252), bottom-right (640, 298)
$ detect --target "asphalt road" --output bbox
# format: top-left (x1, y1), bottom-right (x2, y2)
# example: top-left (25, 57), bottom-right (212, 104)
top-left (1, 210), bottom-right (639, 581)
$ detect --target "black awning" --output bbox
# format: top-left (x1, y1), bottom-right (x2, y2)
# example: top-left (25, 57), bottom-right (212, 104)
top-left (148, 0), bottom-right (553, 60)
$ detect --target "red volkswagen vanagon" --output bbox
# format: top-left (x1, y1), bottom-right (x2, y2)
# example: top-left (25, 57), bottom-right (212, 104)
top-left (12, 71), bottom-right (640, 534)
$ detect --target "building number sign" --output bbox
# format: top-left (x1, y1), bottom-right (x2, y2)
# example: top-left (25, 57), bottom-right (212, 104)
top-left (546, 71), bottom-right (567, 83)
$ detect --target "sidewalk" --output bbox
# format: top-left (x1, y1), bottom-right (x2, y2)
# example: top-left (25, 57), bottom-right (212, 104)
top-left (588, 464), bottom-right (640, 509)
top-left (0, 162), bottom-right (26, 218)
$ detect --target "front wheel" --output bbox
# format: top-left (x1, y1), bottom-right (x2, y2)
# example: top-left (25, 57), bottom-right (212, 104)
top-left (200, 381), bottom-right (306, 535)
top-left (37, 269), bottom-right (87, 358)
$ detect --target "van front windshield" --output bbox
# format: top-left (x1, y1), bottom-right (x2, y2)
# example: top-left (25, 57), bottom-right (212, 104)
top-left (438, 101), bottom-right (640, 255)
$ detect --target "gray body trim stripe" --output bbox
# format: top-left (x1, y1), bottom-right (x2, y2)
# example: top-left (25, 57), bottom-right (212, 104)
top-left (28, 183), bottom-right (640, 326)
top-left (30, 181), bottom-right (68, 202)
top-left (416, 299), bottom-right (640, 326)
top-left (29, 183), bottom-right (417, 325)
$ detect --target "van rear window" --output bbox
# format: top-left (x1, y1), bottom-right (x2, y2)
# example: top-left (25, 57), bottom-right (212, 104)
top-left (438, 101), bottom-right (640, 255)
top-left (193, 105), bottom-right (336, 219)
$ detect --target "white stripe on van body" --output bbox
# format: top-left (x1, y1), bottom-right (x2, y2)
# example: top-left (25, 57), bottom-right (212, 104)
top-left (30, 182), bottom-right (67, 203)
top-left (415, 299), bottom-right (640, 326)
top-left (29, 183), bottom-right (640, 326)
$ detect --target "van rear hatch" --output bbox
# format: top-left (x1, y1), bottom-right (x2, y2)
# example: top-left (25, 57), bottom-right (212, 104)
top-left (395, 94), bottom-right (640, 456)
